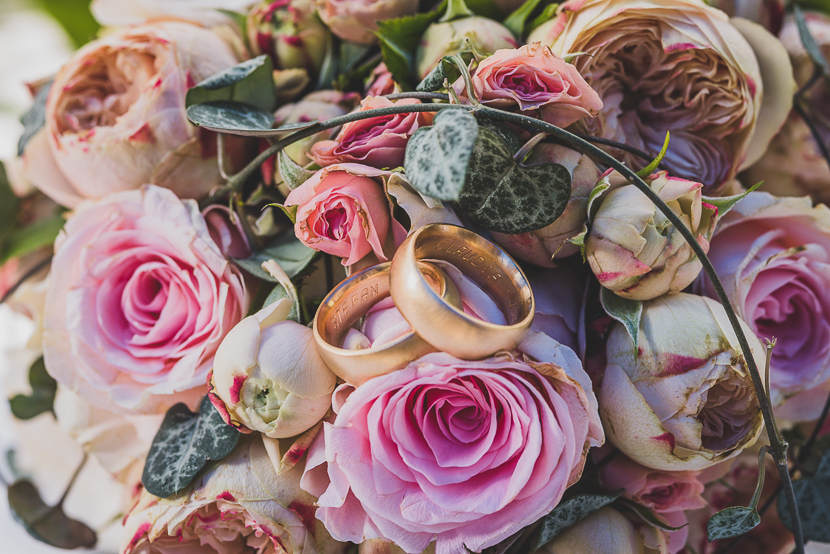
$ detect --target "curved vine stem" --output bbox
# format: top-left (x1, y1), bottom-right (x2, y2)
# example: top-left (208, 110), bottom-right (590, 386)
top-left (198, 101), bottom-right (804, 552)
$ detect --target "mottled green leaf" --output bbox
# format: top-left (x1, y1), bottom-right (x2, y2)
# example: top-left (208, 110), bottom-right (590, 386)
top-left (404, 109), bottom-right (479, 201)
top-left (186, 101), bottom-right (275, 136)
top-left (8, 480), bottom-right (96, 549)
top-left (457, 127), bottom-right (571, 234)
top-left (778, 448), bottom-right (830, 542)
top-left (707, 507), bottom-right (760, 542)
top-left (17, 81), bottom-right (52, 157)
top-left (142, 396), bottom-right (240, 498)
top-left (186, 55), bottom-right (276, 112)
top-left (600, 287), bottom-right (643, 352)
top-left (535, 491), bottom-right (624, 550)
top-left (233, 231), bottom-right (318, 282)
top-left (9, 357), bottom-right (57, 420)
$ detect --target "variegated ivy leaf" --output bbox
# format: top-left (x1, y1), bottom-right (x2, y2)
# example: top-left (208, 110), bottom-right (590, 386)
top-left (778, 448), bottom-right (830, 542)
top-left (8, 480), bottom-right (96, 549)
top-left (534, 491), bottom-right (624, 550)
top-left (186, 55), bottom-right (276, 112)
top-left (186, 101), bottom-right (274, 136)
top-left (707, 507), bottom-right (761, 542)
top-left (142, 396), bottom-right (240, 498)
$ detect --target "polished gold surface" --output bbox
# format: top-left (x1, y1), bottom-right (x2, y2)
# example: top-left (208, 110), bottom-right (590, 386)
top-left (389, 223), bottom-right (535, 360)
top-left (313, 261), bottom-right (461, 385)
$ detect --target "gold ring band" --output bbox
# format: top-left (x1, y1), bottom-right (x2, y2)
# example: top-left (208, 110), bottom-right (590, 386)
top-left (313, 261), bottom-right (461, 385)
top-left (389, 223), bottom-right (535, 360)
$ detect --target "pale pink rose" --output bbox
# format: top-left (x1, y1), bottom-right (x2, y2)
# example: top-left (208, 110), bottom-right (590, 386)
top-left (685, 451), bottom-right (793, 554)
top-left (43, 185), bottom-right (248, 413)
top-left (202, 204), bottom-right (252, 259)
top-left (315, 0), bottom-right (418, 45)
top-left (743, 12), bottom-right (830, 203)
top-left (587, 170), bottom-right (718, 301)
top-left (284, 164), bottom-right (406, 266)
top-left (22, 21), bottom-right (243, 208)
top-left (600, 293), bottom-right (764, 470)
top-left (529, 0), bottom-right (793, 192)
top-left (366, 62), bottom-right (396, 96)
top-left (210, 296), bottom-right (336, 438)
top-left (123, 434), bottom-right (346, 554)
top-left (310, 97), bottom-right (433, 169)
top-left (699, 192), bottom-right (830, 421)
top-left (491, 144), bottom-right (601, 265)
top-left (415, 17), bottom-right (518, 80)
top-left (301, 351), bottom-right (599, 554)
top-left (455, 42), bottom-right (603, 128)
top-left (268, 90), bottom-right (362, 172)
top-left (537, 507), bottom-right (657, 554)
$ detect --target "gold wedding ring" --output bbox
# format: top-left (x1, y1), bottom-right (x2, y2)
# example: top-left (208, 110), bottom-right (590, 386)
top-left (313, 261), bottom-right (462, 385)
top-left (389, 223), bottom-right (534, 360)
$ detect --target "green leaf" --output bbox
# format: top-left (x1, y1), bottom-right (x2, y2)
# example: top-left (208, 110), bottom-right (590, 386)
top-left (271, 203), bottom-right (298, 224)
top-left (17, 80), bottom-right (52, 156)
top-left (9, 357), bottom-right (57, 420)
top-left (586, 176), bottom-right (611, 223)
top-left (795, 6), bottom-right (829, 76)
top-left (566, 224), bottom-right (588, 262)
top-left (404, 109), bottom-right (479, 201)
top-left (376, 5), bottom-right (446, 89)
top-left (8, 480), bottom-right (96, 549)
top-left (535, 491), bottom-right (624, 550)
top-left (503, 0), bottom-right (543, 37)
top-left (0, 215), bottom-right (64, 265)
top-left (417, 51), bottom-right (475, 92)
top-left (142, 396), bottom-right (240, 498)
top-left (600, 287), bottom-right (643, 352)
top-left (278, 149), bottom-right (316, 190)
top-left (528, 3), bottom-right (559, 33)
top-left (702, 181), bottom-right (762, 218)
top-left (636, 131), bottom-right (670, 177)
top-left (186, 101), bottom-right (275, 136)
top-left (186, 55), bottom-right (276, 113)
top-left (0, 162), bottom-right (20, 238)
top-left (778, 448), bottom-right (830, 542)
top-left (440, 0), bottom-right (475, 22)
top-left (801, 0), bottom-right (830, 17)
top-left (233, 231), bottom-right (318, 282)
top-left (707, 507), bottom-right (761, 542)
top-left (263, 284), bottom-right (301, 322)
top-left (456, 126), bottom-right (571, 234)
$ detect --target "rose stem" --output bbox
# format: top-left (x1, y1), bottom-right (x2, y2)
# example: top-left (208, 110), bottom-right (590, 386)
top-left (196, 101), bottom-right (805, 553)
top-left (0, 255), bottom-right (52, 306)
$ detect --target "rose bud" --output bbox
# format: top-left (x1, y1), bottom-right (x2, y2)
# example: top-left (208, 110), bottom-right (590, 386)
top-left (529, 0), bottom-right (793, 192)
top-left (415, 16), bottom-right (517, 80)
top-left (586, 170), bottom-right (718, 301)
top-left (211, 295), bottom-right (336, 438)
top-left (366, 62), bottom-right (396, 96)
top-left (315, 0), bottom-right (418, 45)
top-left (698, 192), bottom-right (830, 422)
top-left (310, 97), bottom-right (433, 169)
top-left (742, 12), bottom-right (830, 204)
top-left (247, 0), bottom-right (331, 77)
top-left (21, 21), bottom-right (245, 208)
top-left (537, 507), bottom-right (651, 554)
top-left (600, 293), bottom-right (765, 471)
top-left (123, 434), bottom-right (347, 554)
top-left (491, 143), bottom-right (601, 266)
top-left (284, 163), bottom-right (406, 266)
top-left (454, 43), bottom-right (603, 128)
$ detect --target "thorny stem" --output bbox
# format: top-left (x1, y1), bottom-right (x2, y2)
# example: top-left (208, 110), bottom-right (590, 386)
top-left (195, 100), bottom-right (804, 552)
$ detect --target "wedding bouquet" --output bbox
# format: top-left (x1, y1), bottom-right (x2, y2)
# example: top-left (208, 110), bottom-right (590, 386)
top-left (3, 0), bottom-right (830, 552)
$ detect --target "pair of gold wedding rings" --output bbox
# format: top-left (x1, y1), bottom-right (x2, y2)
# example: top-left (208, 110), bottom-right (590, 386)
top-left (312, 224), bottom-right (536, 385)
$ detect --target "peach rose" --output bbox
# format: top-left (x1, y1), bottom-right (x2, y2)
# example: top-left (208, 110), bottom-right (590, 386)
top-left (284, 164), bottom-right (406, 266)
top-left (22, 21), bottom-right (243, 208)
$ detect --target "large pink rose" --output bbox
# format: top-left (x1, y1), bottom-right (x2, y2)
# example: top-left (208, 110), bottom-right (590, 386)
top-left (315, 0), bottom-right (418, 44)
top-left (700, 192), bottom-right (830, 420)
top-left (22, 21), bottom-right (244, 208)
top-left (529, 0), bottom-right (793, 191)
top-left (310, 97), bottom-right (433, 169)
top-left (301, 351), bottom-right (601, 554)
top-left (284, 164), bottom-right (406, 266)
top-left (43, 185), bottom-right (248, 413)
top-left (455, 42), bottom-right (603, 128)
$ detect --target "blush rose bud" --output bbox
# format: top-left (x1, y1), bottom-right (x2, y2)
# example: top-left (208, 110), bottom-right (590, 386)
top-left (210, 296), bottom-right (336, 438)
top-left (600, 293), bottom-right (764, 471)
top-left (415, 16), bottom-right (518, 80)
top-left (586, 171), bottom-right (717, 301)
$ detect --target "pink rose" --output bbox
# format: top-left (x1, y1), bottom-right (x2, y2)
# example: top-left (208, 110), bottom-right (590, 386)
top-left (454, 42), bottom-right (603, 128)
top-left (123, 434), bottom-right (346, 554)
top-left (529, 0), bottom-right (793, 192)
top-left (700, 192), bottom-right (830, 420)
top-left (366, 62), bottom-right (396, 96)
top-left (43, 185), bottom-right (248, 413)
top-left (284, 164), bottom-right (406, 266)
top-left (22, 21), bottom-right (244, 208)
top-left (301, 351), bottom-right (599, 554)
top-left (310, 97), bottom-right (433, 169)
top-left (315, 0), bottom-right (418, 45)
